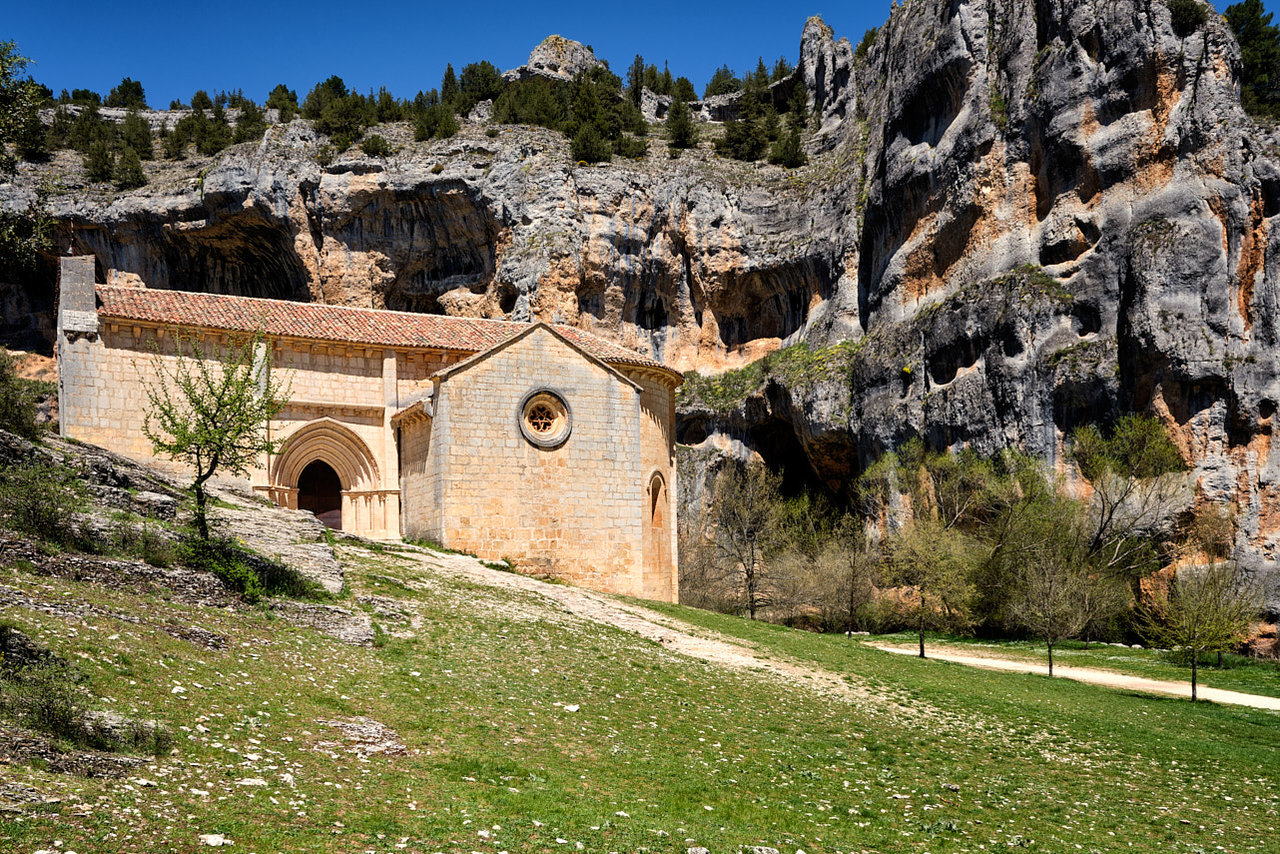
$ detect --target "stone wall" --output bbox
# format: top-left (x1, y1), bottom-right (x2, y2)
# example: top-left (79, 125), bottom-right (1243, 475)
top-left (411, 326), bottom-right (675, 599)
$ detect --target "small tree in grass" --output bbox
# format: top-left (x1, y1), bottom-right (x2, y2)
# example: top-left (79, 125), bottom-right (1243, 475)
top-left (142, 329), bottom-right (288, 540)
top-left (710, 461), bottom-right (782, 620)
top-left (1140, 560), bottom-right (1260, 701)
top-left (884, 519), bottom-right (978, 658)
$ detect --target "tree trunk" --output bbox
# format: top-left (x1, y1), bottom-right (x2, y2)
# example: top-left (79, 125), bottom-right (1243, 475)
top-left (917, 609), bottom-right (926, 659)
top-left (1217, 650), bottom-right (1223, 667)
top-left (1191, 655), bottom-right (1198, 702)
top-left (847, 570), bottom-right (857, 638)
top-left (1047, 642), bottom-right (1054, 677)
top-left (193, 482), bottom-right (209, 540)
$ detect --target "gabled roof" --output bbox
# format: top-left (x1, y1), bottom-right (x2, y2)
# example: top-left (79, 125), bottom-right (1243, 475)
top-left (431, 322), bottom-right (643, 392)
top-left (95, 285), bottom-right (679, 379)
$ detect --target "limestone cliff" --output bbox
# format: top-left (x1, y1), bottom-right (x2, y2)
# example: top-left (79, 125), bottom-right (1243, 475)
top-left (2, 0), bottom-right (1279, 605)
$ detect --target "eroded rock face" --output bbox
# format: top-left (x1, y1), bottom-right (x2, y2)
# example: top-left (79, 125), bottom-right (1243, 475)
top-left (503, 35), bottom-right (602, 83)
top-left (3, 0), bottom-right (1280, 604)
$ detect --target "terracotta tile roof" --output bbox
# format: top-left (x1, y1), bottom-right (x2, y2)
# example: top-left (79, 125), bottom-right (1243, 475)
top-left (95, 286), bottom-right (677, 376)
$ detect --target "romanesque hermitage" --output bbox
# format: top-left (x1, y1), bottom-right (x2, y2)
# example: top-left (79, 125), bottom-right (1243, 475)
top-left (56, 257), bottom-right (681, 602)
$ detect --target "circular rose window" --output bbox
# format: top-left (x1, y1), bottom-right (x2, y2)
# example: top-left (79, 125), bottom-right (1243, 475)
top-left (518, 390), bottom-right (572, 449)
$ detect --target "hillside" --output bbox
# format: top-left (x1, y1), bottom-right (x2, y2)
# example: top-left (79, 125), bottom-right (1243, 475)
top-left (2, 0), bottom-right (1280, 594)
top-left (2, 432), bottom-right (1280, 853)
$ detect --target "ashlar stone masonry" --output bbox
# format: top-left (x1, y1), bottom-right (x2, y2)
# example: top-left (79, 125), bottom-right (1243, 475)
top-left (56, 256), bottom-right (681, 601)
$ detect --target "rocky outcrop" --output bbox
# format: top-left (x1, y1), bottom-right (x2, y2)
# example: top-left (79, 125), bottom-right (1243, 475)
top-left (502, 35), bottom-right (602, 83)
top-left (3, 0), bottom-right (1280, 605)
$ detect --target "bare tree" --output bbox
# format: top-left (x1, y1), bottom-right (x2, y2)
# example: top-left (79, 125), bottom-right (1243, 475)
top-left (1140, 560), bottom-right (1260, 701)
top-left (1007, 517), bottom-right (1090, 676)
top-left (1071, 415), bottom-right (1189, 578)
top-left (709, 461), bottom-right (782, 620)
top-left (142, 329), bottom-right (288, 539)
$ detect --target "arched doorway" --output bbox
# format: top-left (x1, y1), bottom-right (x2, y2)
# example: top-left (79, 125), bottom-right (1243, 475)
top-left (297, 460), bottom-right (343, 530)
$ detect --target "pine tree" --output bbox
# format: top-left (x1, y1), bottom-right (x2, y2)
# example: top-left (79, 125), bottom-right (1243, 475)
top-left (232, 101), bottom-right (268, 144)
top-left (665, 96), bottom-right (697, 150)
top-left (68, 103), bottom-right (113, 153)
top-left (441, 63), bottom-right (460, 111)
top-left (459, 60), bottom-right (504, 112)
top-left (113, 145), bottom-right (146, 189)
top-left (703, 65), bottom-right (740, 98)
top-left (768, 126), bottom-right (798, 167)
top-left (190, 90), bottom-right (214, 111)
top-left (643, 64), bottom-right (659, 94)
top-left (121, 109), bottom-right (154, 159)
top-left (84, 141), bottom-right (114, 182)
top-left (13, 80), bottom-right (49, 161)
top-left (105, 77), bottom-right (146, 109)
top-left (771, 56), bottom-right (794, 82)
top-left (266, 84), bottom-right (298, 122)
top-left (571, 123), bottom-right (611, 164)
top-left (660, 63), bottom-right (674, 97)
top-left (752, 57), bottom-right (770, 89)
top-left (673, 76), bottom-right (697, 103)
top-left (627, 54), bottom-right (646, 105)
top-left (1225, 0), bottom-right (1280, 116)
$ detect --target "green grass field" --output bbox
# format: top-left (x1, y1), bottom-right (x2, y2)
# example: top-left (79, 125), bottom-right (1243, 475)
top-left (2, 547), bottom-right (1277, 853)
top-left (854, 631), bottom-right (1280, 699)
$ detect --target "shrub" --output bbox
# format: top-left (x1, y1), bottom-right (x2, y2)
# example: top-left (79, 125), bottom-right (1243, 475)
top-left (1168, 0), bottom-right (1208, 38)
top-left (109, 516), bottom-right (178, 567)
top-left (0, 459), bottom-right (83, 546)
top-left (989, 87), bottom-right (1009, 132)
top-left (415, 103), bottom-right (460, 141)
top-left (179, 535), bottom-right (325, 602)
top-left (0, 658), bottom-right (86, 741)
top-left (361, 134), bottom-right (392, 157)
top-left (0, 347), bottom-right (41, 439)
top-left (854, 27), bottom-right (878, 62)
top-left (768, 126), bottom-right (806, 168)
top-left (715, 115), bottom-right (767, 161)
top-left (0, 643), bottom-right (172, 754)
top-left (613, 133), bottom-right (647, 159)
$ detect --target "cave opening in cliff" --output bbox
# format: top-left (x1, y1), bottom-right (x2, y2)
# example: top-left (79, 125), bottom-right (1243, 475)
top-left (161, 217), bottom-right (311, 301)
top-left (749, 420), bottom-right (835, 502)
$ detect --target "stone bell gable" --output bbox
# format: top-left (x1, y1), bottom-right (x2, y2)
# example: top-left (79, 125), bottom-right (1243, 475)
top-left (55, 256), bottom-right (682, 602)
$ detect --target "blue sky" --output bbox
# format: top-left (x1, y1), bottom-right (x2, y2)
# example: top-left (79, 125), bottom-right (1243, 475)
top-left (7, 1), bottom-right (891, 107)
top-left (5, 1), bottom-right (1267, 108)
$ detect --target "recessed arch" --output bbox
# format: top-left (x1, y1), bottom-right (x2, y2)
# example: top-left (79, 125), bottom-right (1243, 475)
top-left (272, 417), bottom-right (380, 493)
top-left (297, 459), bottom-right (343, 529)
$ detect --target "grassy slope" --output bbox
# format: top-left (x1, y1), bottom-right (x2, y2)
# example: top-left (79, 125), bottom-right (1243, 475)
top-left (2, 545), bottom-right (1277, 854)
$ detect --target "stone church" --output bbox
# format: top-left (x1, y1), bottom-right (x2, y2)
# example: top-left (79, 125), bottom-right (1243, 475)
top-left (55, 256), bottom-right (681, 601)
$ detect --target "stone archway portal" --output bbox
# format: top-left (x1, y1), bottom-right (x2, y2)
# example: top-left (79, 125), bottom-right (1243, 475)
top-left (297, 459), bottom-right (343, 530)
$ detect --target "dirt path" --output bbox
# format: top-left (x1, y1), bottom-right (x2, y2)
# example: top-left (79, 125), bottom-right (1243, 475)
top-left (394, 546), bottom-right (868, 703)
top-left (872, 644), bottom-right (1280, 710)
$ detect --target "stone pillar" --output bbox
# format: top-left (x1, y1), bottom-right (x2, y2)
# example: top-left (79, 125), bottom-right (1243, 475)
top-left (382, 349), bottom-right (401, 539)
top-left (56, 255), bottom-right (100, 438)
